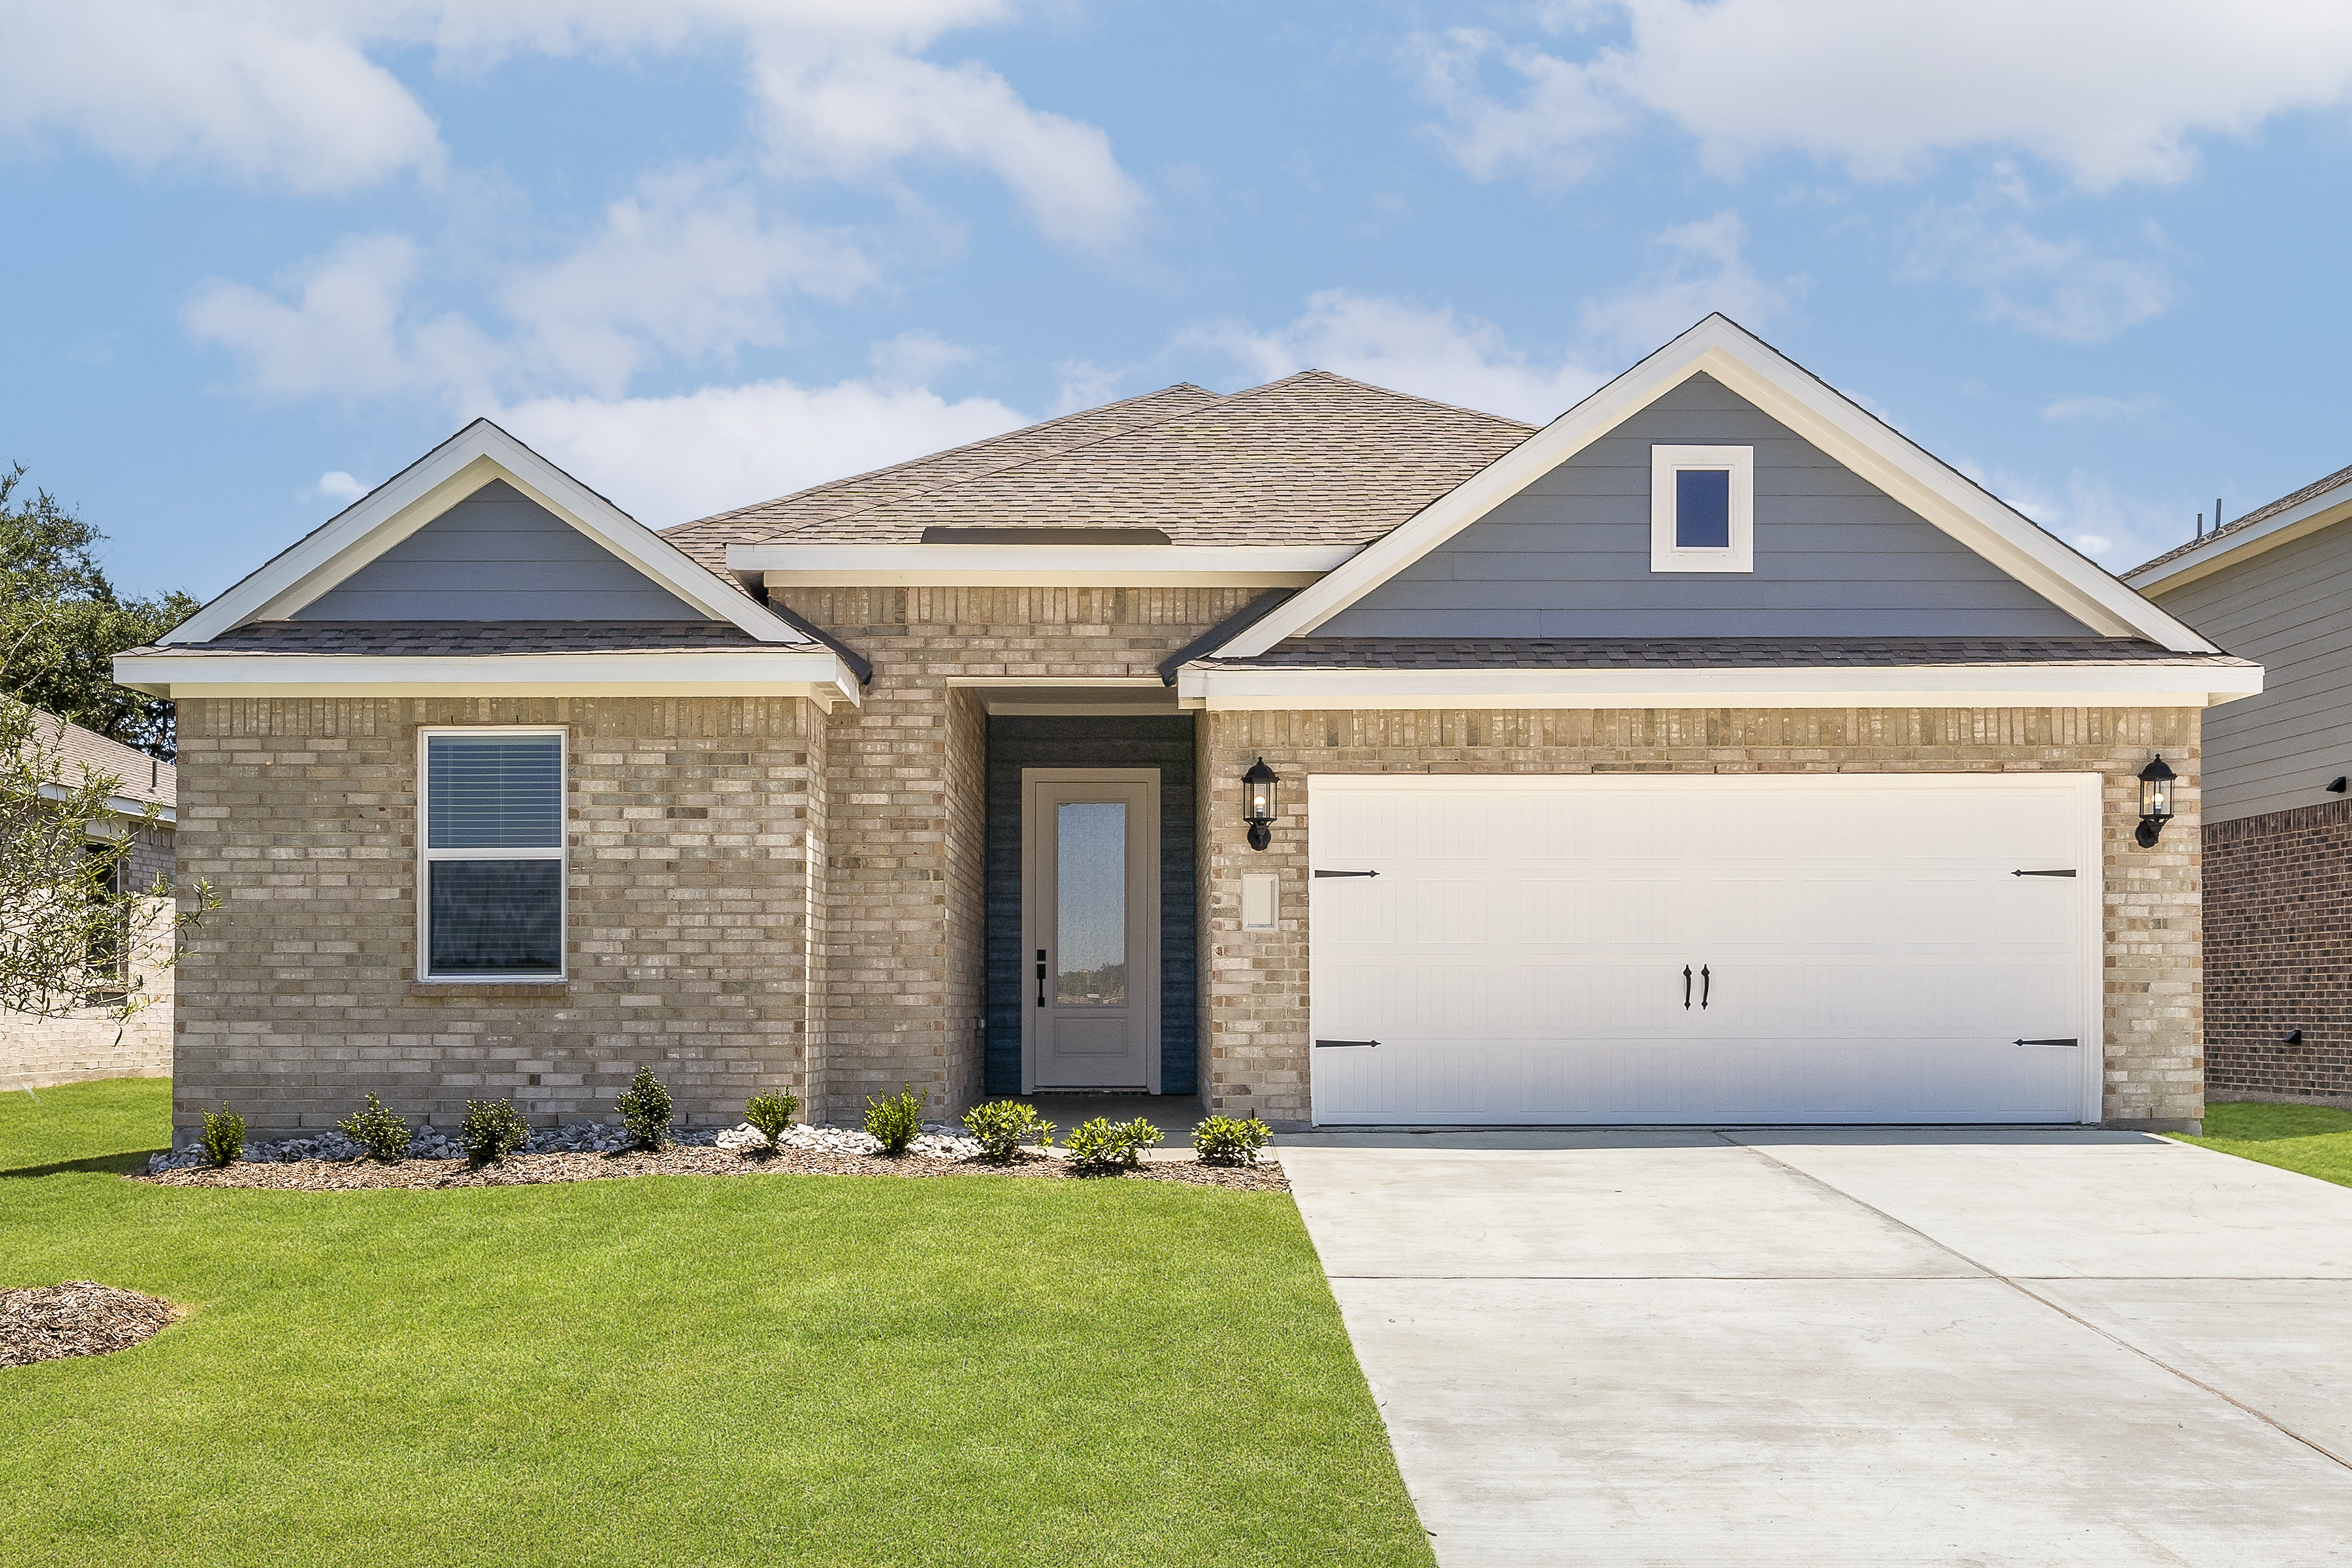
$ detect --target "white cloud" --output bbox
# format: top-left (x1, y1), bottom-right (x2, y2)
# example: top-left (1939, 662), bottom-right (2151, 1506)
top-left (1577, 210), bottom-right (1792, 353)
top-left (1899, 182), bottom-right (2178, 343)
top-left (2040, 393), bottom-right (2165, 423)
top-left (0, 2), bottom-right (1144, 248)
top-left (185, 174), bottom-right (875, 404)
top-left (312, 470), bottom-right (368, 504)
top-left (0, 0), bottom-right (445, 191)
top-left (506, 173), bottom-right (874, 395)
top-left (1412, 1), bottom-right (2352, 189)
top-left (1957, 461), bottom-right (2190, 570)
top-left (1188, 290), bottom-right (1607, 423)
top-left (752, 45), bottom-right (1147, 250)
top-left (493, 376), bottom-right (1025, 525)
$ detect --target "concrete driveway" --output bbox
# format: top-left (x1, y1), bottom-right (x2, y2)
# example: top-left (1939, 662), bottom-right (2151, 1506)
top-left (1279, 1129), bottom-right (2352, 1567)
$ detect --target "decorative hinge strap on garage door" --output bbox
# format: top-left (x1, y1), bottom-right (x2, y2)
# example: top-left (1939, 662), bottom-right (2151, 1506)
top-left (1314, 1038), bottom-right (1379, 1049)
top-left (2013, 1037), bottom-right (2080, 1047)
top-left (2011, 869), bottom-right (2078, 877)
top-left (1313, 869), bottom-right (1379, 878)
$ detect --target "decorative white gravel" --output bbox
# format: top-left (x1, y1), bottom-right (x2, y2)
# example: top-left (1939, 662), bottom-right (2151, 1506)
top-left (148, 1118), bottom-right (1028, 1173)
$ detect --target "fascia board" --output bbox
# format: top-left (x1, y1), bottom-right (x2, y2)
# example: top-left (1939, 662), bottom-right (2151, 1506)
top-left (170, 423), bottom-right (806, 646)
top-left (1219, 316), bottom-right (2215, 657)
top-left (36, 781), bottom-right (174, 824)
top-left (113, 649), bottom-right (861, 708)
top-left (2125, 490), bottom-right (2352, 594)
top-left (1174, 661), bottom-right (2263, 712)
top-left (730, 543), bottom-right (1354, 587)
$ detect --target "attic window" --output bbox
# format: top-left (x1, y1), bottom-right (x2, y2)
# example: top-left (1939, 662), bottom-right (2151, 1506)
top-left (1651, 446), bottom-right (1754, 574)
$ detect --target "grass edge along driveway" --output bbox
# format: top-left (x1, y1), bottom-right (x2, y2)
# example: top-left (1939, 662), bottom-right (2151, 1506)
top-left (0, 1079), bottom-right (1433, 1568)
top-left (2168, 1099), bottom-right (2352, 1190)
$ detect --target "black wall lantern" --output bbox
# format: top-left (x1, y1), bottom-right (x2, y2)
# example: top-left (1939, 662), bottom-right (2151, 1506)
top-left (2134, 755), bottom-right (2176, 847)
top-left (1243, 757), bottom-right (1279, 851)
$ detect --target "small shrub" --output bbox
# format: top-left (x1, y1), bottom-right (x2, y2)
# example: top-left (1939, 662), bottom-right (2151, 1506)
top-left (338, 1093), bottom-right (410, 1162)
top-left (199, 1105), bottom-right (244, 1168)
top-left (962, 1100), bottom-right (1054, 1162)
top-left (1192, 1113), bottom-right (1274, 1166)
top-left (461, 1098), bottom-right (531, 1165)
top-left (864, 1086), bottom-right (924, 1155)
top-left (745, 1090), bottom-right (800, 1152)
top-left (615, 1066), bottom-right (675, 1150)
top-left (1064, 1115), bottom-right (1163, 1170)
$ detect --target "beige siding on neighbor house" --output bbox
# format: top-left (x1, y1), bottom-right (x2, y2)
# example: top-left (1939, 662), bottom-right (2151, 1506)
top-left (2152, 518), bottom-right (2352, 823)
top-left (170, 696), bottom-right (828, 1141)
top-left (1199, 704), bottom-right (2206, 1132)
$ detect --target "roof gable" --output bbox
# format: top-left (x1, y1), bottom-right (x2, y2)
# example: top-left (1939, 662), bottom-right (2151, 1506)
top-left (171, 420), bottom-right (806, 645)
top-left (1214, 316), bottom-right (2217, 657)
top-left (1315, 372), bottom-right (2095, 640)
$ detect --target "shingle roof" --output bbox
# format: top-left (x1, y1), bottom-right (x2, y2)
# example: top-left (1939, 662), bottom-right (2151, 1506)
top-left (130, 621), bottom-right (766, 655)
top-left (1198, 637), bottom-right (2255, 672)
top-left (25, 708), bottom-right (173, 810)
top-left (660, 371), bottom-right (1536, 562)
top-left (2127, 461), bottom-right (2352, 577)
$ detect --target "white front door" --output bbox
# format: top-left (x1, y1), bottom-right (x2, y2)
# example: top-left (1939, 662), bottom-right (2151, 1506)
top-left (1309, 774), bottom-right (2101, 1126)
top-left (1023, 770), bottom-right (1160, 1091)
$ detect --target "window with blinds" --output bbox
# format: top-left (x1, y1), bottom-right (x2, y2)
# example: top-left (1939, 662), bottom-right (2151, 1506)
top-left (420, 730), bottom-right (566, 979)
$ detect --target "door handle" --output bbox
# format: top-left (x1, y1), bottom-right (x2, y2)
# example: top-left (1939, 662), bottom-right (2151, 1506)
top-left (1682, 965), bottom-right (1692, 1009)
top-left (1701, 965), bottom-right (1711, 1009)
top-left (1036, 949), bottom-right (1046, 1008)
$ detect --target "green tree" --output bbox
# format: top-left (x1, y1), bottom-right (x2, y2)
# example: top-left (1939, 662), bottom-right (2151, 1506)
top-left (0, 693), bottom-right (213, 1025)
top-left (1, 464), bottom-right (199, 760)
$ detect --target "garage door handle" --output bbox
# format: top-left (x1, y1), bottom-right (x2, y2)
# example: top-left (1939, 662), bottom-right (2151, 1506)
top-left (1682, 966), bottom-right (1692, 1009)
top-left (1315, 1038), bottom-right (1379, 1049)
top-left (2014, 1037), bottom-right (2079, 1047)
top-left (1701, 965), bottom-right (1711, 1009)
top-left (1313, 869), bottom-right (1379, 878)
top-left (2012, 869), bottom-right (2077, 877)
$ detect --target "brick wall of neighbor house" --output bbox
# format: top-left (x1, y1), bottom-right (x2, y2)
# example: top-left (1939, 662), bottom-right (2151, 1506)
top-left (785, 585), bottom-right (1260, 1126)
top-left (170, 696), bottom-right (828, 1142)
top-left (2203, 800), bottom-right (2352, 1107)
top-left (1200, 705), bottom-right (2207, 1132)
top-left (0, 818), bottom-right (178, 1088)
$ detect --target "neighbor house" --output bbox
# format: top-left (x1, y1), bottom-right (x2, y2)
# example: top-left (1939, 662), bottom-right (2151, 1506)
top-left (119, 316), bottom-right (2258, 1141)
top-left (2126, 467), bottom-right (2352, 1108)
top-left (1, 708), bottom-right (177, 1090)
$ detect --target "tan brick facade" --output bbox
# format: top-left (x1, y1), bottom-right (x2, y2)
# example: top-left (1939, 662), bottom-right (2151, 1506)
top-left (1, 823), bottom-right (176, 1090)
top-left (171, 696), bottom-right (828, 1140)
top-left (785, 586), bottom-right (1258, 1126)
top-left (1199, 705), bottom-right (2206, 1132)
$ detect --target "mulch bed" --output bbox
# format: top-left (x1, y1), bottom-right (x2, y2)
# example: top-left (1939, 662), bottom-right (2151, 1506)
top-left (1, 1281), bottom-right (180, 1369)
top-left (133, 1147), bottom-right (1288, 1194)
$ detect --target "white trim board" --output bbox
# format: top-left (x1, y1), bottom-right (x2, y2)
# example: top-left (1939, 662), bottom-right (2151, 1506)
top-left (2125, 482), bottom-right (2352, 594)
top-left (1175, 661), bottom-right (2262, 712)
top-left (730, 543), bottom-right (1356, 587)
top-left (114, 649), bottom-right (864, 707)
top-left (1215, 315), bottom-right (2218, 657)
top-left (169, 420), bottom-right (806, 646)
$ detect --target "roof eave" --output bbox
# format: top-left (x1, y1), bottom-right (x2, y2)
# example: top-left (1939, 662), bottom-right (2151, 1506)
top-left (2125, 485), bottom-right (2352, 594)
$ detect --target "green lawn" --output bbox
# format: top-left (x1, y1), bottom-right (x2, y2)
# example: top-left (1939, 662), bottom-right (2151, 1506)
top-left (0, 1080), bottom-right (1431, 1568)
top-left (2170, 1100), bottom-right (2352, 1189)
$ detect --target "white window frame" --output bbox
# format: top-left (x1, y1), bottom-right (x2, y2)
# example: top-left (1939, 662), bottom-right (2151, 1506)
top-left (416, 725), bottom-right (568, 983)
top-left (1651, 445), bottom-right (1754, 574)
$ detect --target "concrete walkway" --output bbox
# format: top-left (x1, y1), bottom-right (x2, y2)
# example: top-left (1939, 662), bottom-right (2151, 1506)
top-left (1279, 1129), bottom-right (2352, 1567)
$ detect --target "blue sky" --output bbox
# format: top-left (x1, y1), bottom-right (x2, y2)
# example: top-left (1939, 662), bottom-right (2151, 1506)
top-left (5, 0), bottom-right (2351, 601)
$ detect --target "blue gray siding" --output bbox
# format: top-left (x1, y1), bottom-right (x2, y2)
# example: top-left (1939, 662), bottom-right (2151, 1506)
top-left (295, 480), bottom-right (707, 621)
top-left (1316, 373), bottom-right (2094, 639)
top-left (985, 715), bottom-right (1198, 1098)
top-left (2149, 516), bottom-right (2352, 824)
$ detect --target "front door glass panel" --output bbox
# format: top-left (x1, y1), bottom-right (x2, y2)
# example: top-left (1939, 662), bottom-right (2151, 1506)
top-left (1056, 800), bottom-right (1128, 1005)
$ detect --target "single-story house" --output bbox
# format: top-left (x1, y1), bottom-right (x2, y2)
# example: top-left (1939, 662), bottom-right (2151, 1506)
top-left (1, 708), bottom-right (178, 1090)
top-left (2125, 467), bottom-right (2352, 1108)
top-left (120, 315), bottom-right (2259, 1140)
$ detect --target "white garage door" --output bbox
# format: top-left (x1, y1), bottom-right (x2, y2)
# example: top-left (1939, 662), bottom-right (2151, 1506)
top-left (1308, 774), bottom-right (2101, 1126)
